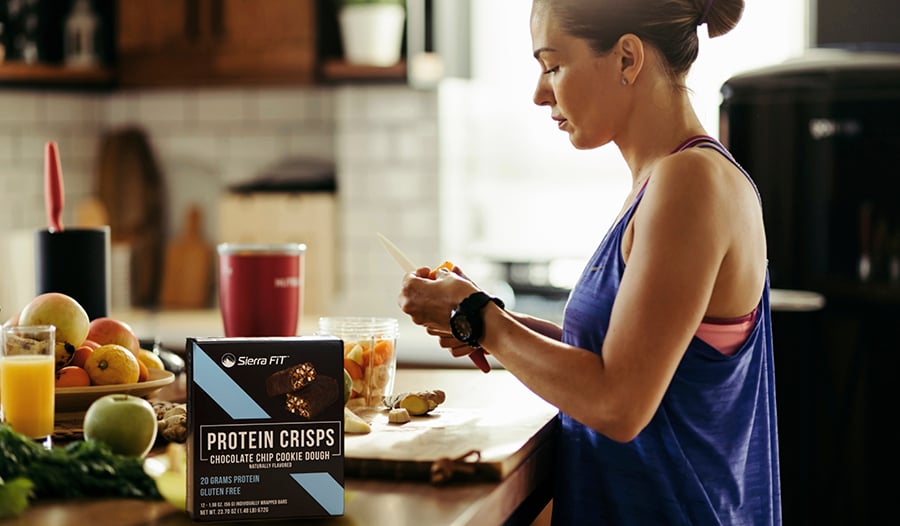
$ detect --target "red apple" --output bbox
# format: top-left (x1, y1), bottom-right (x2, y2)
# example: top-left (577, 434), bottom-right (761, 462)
top-left (70, 344), bottom-right (94, 368)
top-left (18, 292), bottom-right (89, 348)
top-left (86, 317), bottom-right (140, 357)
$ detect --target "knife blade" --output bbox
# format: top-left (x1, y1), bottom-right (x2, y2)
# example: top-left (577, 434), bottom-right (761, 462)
top-left (376, 232), bottom-right (492, 373)
top-left (376, 232), bottom-right (416, 273)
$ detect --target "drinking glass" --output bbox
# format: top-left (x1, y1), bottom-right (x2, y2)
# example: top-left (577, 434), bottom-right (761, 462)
top-left (1, 324), bottom-right (56, 447)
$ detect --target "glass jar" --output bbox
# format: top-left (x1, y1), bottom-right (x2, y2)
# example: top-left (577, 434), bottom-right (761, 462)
top-left (317, 317), bottom-right (398, 409)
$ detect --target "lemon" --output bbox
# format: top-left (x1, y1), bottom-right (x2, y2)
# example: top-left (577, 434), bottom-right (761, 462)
top-left (85, 344), bottom-right (140, 385)
top-left (138, 349), bottom-right (166, 371)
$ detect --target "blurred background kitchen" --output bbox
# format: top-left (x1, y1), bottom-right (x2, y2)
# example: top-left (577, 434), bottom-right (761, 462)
top-left (0, 1), bottom-right (898, 523)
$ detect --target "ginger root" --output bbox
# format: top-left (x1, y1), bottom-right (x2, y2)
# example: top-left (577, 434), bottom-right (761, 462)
top-left (153, 402), bottom-right (188, 443)
top-left (383, 390), bottom-right (445, 416)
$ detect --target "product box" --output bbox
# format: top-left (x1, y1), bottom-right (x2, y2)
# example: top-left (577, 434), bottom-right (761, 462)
top-left (186, 337), bottom-right (345, 521)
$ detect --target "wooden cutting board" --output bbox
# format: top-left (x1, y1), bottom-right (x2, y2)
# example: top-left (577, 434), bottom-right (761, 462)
top-left (344, 369), bottom-right (558, 483)
top-left (159, 205), bottom-right (213, 309)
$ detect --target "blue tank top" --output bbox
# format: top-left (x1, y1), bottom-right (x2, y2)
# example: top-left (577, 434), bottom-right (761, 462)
top-left (553, 137), bottom-right (782, 525)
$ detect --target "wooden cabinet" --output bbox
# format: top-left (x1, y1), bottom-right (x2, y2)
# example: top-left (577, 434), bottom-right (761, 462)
top-left (116, 0), bottom-right (316, 87)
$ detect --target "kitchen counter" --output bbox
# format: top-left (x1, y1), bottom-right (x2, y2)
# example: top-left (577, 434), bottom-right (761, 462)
top-left (9, 369), bottom-right (558, 526)
top-left (115, 309), bottom-right (503, 369)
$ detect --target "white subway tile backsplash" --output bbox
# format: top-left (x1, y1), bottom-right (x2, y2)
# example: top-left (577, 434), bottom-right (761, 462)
top-left (0, 93), bottom-right (42, 124)
top-left (190, 89), bottom-right (250, 123)
top-left (0, 133), bottom-right (16, 161)
top-left (0, 84), bottom-right (442, 319)
top-left (154, 132), bottom-right (221, 161)
top-left (256, 88), bottom-right (333, 123)
top-left (43, 94), bottom-right (100, 124)
top-left (224, 130), bottom-right (291, 162)
top-left (287, 130), bottom-right (336, 160)
top-left (135, 92), bottom-right (190, 124)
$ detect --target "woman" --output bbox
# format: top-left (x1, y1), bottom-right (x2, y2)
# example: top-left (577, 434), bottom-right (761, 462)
top-left (398, 0), bottom-right (781, 524)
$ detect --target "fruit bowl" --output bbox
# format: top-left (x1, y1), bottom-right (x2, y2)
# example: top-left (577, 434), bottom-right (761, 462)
top-left (55, 368), bottom-right (175, 413)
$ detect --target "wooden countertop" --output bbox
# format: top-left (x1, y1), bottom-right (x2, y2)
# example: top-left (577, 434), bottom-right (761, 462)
top-left (8, 369), bottom-right (558, 526)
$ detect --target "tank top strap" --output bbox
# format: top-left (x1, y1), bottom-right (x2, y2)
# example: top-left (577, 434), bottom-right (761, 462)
top-left (675, 135), bottom-right (762, 205)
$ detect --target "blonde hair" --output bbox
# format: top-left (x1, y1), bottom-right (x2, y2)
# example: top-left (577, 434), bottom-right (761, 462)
top-left (535, 0), bottom-right (744, 79)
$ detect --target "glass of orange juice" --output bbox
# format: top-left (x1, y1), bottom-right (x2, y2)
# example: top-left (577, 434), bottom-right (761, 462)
top-left (1, 324), bottom-right (56, 447)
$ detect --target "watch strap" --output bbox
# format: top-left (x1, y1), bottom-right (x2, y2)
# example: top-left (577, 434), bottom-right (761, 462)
top-left (451, 291), bottom-right (505, 348)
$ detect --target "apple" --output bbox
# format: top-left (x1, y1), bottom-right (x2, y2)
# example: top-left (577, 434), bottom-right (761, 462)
top-left (86, 317), bottom-right (140, 357)
top-left (18, 292), bottom-right (89, 348)
top-left (70, 344), bottom-right (94, 368)
top-left (83, 394), bottom-right (158, 458)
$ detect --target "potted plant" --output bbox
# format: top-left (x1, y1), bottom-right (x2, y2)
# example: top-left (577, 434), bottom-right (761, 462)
top-left (337, 0), bottom-right (406, 67)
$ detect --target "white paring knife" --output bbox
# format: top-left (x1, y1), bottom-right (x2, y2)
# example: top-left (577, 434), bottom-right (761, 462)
top-left (376, 232), bottom-right (417, 273)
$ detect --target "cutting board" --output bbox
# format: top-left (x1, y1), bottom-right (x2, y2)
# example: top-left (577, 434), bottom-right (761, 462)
top-left (344, 369), bottom-right (558, 482)
top-left (159, 205), bottom-right (213, 309)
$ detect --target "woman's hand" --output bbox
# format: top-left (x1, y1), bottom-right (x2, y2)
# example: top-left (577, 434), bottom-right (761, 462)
top-left (398, 265), bottom-right (492, 371)
top-left (398, 266), bottom-right (476, 332)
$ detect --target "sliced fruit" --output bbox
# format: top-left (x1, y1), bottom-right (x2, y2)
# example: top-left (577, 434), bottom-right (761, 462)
top-left (344, 407), bottom-right (371, 434)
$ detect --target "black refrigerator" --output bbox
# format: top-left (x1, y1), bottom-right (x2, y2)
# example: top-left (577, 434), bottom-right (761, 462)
top-left (720, 50), bottom-right (900, 525)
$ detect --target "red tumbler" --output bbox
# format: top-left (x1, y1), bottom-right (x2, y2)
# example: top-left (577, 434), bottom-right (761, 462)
top-left (217, 243), bottom-right (306, 337)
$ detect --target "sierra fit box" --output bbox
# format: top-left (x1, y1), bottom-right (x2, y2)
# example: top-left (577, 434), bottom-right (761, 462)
top-left (186, 336), bottom-right (344, 521)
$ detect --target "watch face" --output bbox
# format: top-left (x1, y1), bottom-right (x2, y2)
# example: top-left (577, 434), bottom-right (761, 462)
top-left (451, 314), bottom-right (473, 341)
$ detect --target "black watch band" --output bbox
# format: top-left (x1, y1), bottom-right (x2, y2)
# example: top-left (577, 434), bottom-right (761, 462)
top-left (449, 291), bottom-right (505, 349)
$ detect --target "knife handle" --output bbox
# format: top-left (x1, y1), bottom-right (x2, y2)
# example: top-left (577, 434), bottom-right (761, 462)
top-left (469, 349), bottom-right (492, 373)
top-left (45, 141), bottom-right (64, 232)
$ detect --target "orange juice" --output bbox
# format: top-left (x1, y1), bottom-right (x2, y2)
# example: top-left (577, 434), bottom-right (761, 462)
top-left (0, 354), bottom-right (55, 438)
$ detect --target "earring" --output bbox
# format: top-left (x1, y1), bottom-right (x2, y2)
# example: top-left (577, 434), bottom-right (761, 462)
top-left (621, 78), bottom-right (628, 86)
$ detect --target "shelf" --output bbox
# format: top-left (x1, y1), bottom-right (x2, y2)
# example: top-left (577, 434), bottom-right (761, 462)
top-left (318, 59), bottom-right (407, 83)
top-left (0, 61), bottom-right (115, 89)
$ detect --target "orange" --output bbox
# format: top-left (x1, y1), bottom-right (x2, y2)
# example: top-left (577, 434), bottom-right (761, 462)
top-left (56, 365), bottom-right (91, 387)
top-left (84, 344), bottom-right (140, 385)
top-left (137, 359), bottom-right (150, 382)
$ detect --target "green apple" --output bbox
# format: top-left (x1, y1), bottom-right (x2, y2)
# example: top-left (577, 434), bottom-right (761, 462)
top-left (343, 368), bottom-right (352, 404)
top-left (18, 292), bottom-right (89, 348)
top-left (83, 394), bottom-right (158, 458)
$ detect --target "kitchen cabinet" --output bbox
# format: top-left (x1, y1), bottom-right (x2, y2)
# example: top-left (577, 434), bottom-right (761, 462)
top-left (116, 0), bottom-right (316, 87)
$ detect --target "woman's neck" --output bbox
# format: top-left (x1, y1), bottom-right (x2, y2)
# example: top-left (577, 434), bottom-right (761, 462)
top-left (616, 82), bottom-right (706, 185)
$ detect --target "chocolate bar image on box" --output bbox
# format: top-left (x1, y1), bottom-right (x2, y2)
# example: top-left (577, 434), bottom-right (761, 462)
top-left (266, 361), bottom-right (317, 397)
top-left (285, 376), bottom-right (338, 419)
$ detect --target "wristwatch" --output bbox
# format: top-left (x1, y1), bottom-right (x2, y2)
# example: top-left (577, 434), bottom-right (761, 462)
top-left (450, 291), bottom-right (505, 349)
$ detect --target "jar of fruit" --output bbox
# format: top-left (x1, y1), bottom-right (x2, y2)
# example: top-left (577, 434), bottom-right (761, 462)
top-left (317, 317), bottom-right (398, 409)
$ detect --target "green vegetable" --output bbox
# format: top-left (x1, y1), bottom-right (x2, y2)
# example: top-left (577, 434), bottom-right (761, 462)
top-left (0, 424), bottom-right (161, 501)
top-left (0, 476), bottom-right (34, 518)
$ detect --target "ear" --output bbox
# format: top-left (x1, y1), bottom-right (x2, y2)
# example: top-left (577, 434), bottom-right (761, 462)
top-left (616, 34), bottom-right (644, 84)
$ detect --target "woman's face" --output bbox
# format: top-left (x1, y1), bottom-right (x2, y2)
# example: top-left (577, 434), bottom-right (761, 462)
top-left (530, 3), bottom-right (626, 150)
